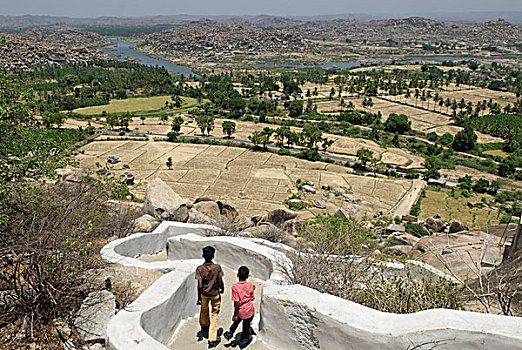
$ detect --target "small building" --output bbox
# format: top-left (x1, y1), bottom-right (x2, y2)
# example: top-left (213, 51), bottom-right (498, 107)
top-left (427, 178), bottom-right (446, 187)
top-left (402, 215), bottom-right (418, 223)
top-left (428, 177), bottom-right (459, 189)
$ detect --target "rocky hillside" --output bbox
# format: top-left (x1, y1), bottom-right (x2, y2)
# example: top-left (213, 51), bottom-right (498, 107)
top-left (295, 17), bottom-right (522, 49)
top-left (0, 25), bottom-right (110, 68)
top-left (139, 19), bottom-right (316, 57)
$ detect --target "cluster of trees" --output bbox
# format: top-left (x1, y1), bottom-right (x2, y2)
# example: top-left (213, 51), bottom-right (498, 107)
top-left (105, 112), bottom-right (133, 130)
top-left (248, 124), bottom-right (333, 155)
top-left (337, 110), bottom-right (380, 126)
top-left (384, 113), bottom-right (411, 134)
top-left (471, 112), bottom-right (522, 145)
top-left (16, 61), bottom-right (190, 112)
top-left (458, 175), bottom-right (499, 194)
top-left (195, 115), bottom-right (215, 135)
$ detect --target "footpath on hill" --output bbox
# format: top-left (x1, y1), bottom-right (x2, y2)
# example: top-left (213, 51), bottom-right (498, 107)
top-left (168, 267), bottom-right (269, 350)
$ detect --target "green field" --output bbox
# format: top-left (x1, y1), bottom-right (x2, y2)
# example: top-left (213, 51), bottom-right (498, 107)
top-left (73, 95), bottom-right (198, 115)
top-left (419, 189), bottom-right (500, 229)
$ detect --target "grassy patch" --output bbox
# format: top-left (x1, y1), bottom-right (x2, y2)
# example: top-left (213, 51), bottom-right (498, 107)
top-left (419, 189), bottom-right (500, 229)
top-left (483, 149), bottom-right (509, 158)
top-left (72, 95), bottom-right (198, 115)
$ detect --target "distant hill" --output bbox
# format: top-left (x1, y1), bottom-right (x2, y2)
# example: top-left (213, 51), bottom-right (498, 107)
top-left (420, 11), bottom-right (522, 25)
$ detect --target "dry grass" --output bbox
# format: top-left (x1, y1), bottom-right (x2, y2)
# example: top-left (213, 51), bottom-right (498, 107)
top-left (419, 190), bottom-right (500, 229)
top-left (483, 149), bottom-right (509, 158)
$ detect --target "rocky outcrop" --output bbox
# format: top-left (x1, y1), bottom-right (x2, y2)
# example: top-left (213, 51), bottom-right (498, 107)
top-left (143, 178), bottom-right (188, 222)
top-left (74, 290), bottom-right (115, 342)
top-left (425, 216), bottom-right (447, 233)
top-left (387, 232), bottom-right (419, 246)
top-left (385, 245), bottom-right (412, 257)
top-left (187, 209), bottom-right (214, 225)
top-left (262, 208), bottom-right (297, 226)
top-left (448, 221), bottom-right (469, 234)
top-left (140, 20), bottom-right (316, 61)
top-left (0, 25), bottom-right (109, 68)
top-left (107, 155), bottom-right (121, 164)
top-left (193, 201), bottom-right (221, 219)
top-left (133, 214), bottom-right (160, 233)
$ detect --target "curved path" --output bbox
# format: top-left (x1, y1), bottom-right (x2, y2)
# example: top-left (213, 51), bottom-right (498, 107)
top-left (168, 267), bottom-right (269, 350)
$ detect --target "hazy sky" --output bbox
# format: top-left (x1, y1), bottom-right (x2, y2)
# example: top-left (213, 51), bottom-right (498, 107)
top-left (3, 0), bottom-right (522, 17)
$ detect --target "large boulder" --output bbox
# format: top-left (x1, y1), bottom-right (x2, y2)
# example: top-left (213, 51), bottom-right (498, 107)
top-left (341, 193), bottom-right (361, 203)
top-left (133, 214), bottom-right (160, 233)
top-left (262, 208), bottom-right (297, 226)
top-left (218, 202), bottom-right (239, 219)
top-left (187, 209), bottom-right (214, 225)
top-left (302, 185), bottom-right (316, 194)
top-left (448, 221), bottom-right (469, 234)
top-left (143, 178), bottom-right (188, 222)
top-left (230, 215), bottom-right (255, 231)
top-left (334, 204), bottom-right (365, 219)
top-left (193, 201), bottom-right (221, 219)
top-left (385, 245), bottom-right (412, 257)
top-left (74, 290), bottom-right (115, 342)
top-left (119, 172), bottom-right (135, 185)
top-left (55, 168), bottom-right (85, 184)
top-left (107, 155), bottom-right (121, 164)
top-left (387, 232), bottom-right (420, 247)
top-left (425, 216), bottom-right (447, 232)
top-left (241, 223), bottom-right (292, 244)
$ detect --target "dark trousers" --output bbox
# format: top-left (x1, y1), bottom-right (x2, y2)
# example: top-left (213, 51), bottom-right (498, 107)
top-left (229, 315), bottom-right (254, 343)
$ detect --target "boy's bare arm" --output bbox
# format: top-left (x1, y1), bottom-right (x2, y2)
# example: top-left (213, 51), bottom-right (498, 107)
top-left (197, 279), bottom-right (202, 305)
top-left (218, 275), bottom-right (224, 293)
top-left (232, 301), bottom-right (240, 321)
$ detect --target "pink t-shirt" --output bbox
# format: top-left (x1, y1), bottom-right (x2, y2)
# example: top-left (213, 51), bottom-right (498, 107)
top-left (231, 281), bottom-right (255, 319)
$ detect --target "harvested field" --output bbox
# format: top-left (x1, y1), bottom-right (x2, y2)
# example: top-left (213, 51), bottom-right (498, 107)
top-left (300, 77), bottom-right (505, 143)
top-left (100, 116), bottom-right (424, 169)
top-left (76, 139), bottom-right (412, 218)
top-left (433, 87), bottom-right (518, 107)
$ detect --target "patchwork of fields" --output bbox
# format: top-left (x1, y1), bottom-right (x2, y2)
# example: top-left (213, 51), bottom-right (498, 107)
top-left (77, 139), bottom-right (412, 218)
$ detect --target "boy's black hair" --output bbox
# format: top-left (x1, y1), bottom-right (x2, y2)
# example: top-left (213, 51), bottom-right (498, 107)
top-left (237, 266), bottom-right (249, 280)
top-left (202, 246), bottom-right (215, 262)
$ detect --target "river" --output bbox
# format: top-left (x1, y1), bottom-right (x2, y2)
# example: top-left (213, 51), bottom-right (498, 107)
top-left (104, 40), bottom-right (515, 74)
top-left (104, 40), bottom-right (196, 77)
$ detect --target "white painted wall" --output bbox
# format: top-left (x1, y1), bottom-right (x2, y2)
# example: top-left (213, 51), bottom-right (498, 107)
top-left (100, 221), bottom-right (213, 272)
top-left (260, 282), bottom-right (522, 350)
top-left (106, 260), bottom-right (199, 350)
top-left (167, 233), bottom-right (290, 283)
top-left (102, 222), bottom-right (522, 350)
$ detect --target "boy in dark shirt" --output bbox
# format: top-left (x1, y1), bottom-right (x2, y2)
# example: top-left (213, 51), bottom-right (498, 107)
top-left (195, 246), bottom-right (224, 348)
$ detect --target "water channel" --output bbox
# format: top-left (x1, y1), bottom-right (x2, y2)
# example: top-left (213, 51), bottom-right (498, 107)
top-left (104, 39), bottom-right (196, 77)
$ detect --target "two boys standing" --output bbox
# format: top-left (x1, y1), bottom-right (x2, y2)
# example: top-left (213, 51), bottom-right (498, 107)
top-left (195, 246), bottom-right (255, 349)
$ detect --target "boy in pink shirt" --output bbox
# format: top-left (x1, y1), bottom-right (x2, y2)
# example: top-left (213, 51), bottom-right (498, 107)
top-left (223, 266), bottom-right (255, 348)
